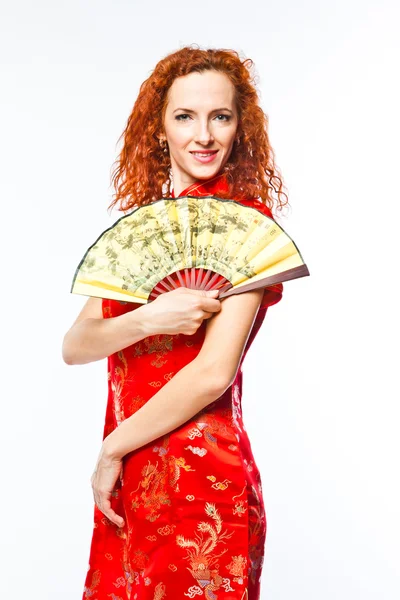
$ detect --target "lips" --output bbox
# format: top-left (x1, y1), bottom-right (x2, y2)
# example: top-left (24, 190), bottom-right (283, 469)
top-left (190, 150), bottom-right (219, 164)
top-left (190, 150), bottom-right (218, 156)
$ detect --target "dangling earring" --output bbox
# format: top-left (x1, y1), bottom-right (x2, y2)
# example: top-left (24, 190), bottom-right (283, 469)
top-left (235, 135), bottom-right (241, 146)
top-left (159, 138), bottom-right (168, 154)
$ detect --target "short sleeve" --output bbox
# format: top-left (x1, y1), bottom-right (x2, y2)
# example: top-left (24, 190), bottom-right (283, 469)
top-left (240, 198), bottom-right (284, 311)
top-left (259, 282), bottom-right (284, 310)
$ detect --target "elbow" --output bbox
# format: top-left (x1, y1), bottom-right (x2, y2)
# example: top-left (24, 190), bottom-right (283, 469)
top-left (195, 360), bottom-right (234, 397)
top-left (62, 349), bottom-right (74, 366)
top-left (63, 354), bottom-right (75, 366)
top-left (216, 373), bottom-right (236, 395)
top-left (62, 334), bottom-right (77, 365)
top-left (214, 372), bottom-right (235, 395)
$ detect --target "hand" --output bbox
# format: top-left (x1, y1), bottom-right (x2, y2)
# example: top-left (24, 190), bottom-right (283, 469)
top-left (90, 445), bottom-right (125, 528)
top-left (143, 287), bottom-right (222, 336)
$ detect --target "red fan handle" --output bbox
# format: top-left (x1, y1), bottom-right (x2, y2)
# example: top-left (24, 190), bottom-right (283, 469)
top-left (148, 268), bottom-right (232, 302)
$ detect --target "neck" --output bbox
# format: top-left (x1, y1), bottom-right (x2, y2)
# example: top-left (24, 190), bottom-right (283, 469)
top-left (171, 179), bottom-right (193, 198)
top-left (171, 170), bottom-right (198, 198)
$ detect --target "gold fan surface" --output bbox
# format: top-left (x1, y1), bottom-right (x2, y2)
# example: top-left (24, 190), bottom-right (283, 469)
top-left (71, 195), bottom-right (308, 304)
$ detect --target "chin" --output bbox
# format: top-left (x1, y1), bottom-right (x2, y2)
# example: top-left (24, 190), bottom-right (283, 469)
top-left (186, 164), bottom-right (222, 180)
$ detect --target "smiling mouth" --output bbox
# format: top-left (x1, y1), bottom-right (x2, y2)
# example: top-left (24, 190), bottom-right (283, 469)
top-left (190, 150), bottom-right (219, 156)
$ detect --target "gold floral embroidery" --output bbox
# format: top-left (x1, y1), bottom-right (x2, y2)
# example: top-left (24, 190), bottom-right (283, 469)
top-left (91, 298), bottom-right (267, 599)
top-left (115, 524), bottom-right (127, 540)
top-left (233, 501), bottom-right (247, 518)
top-left (132, 343), bottom-right (144, 358)
top-left (121, 542), bottom-right (139, 591)
top-left (131, 333), bottom-right (180, 364)
top-left (146, 334), bottom-right (175, 354)
top-left (128, 394), bottom-right (147, 414)
top-left (176, 502), bottom-right (234, 599)
top-left (111, 365), bottom-right (127, 426)
top-left (83, 569), bottom-right (101, 598)
top-left (226, 554), bottom-right (247, 583)
top-left (232, 383), bottom-right (243, 433)
top-left (130, 547), bottom-right (149, 570)
top-left (232, 483), bottom-right (247, 500)
top-left (232, 484), bottom-right (248, 517)
top-left (248, 504), bottom-right (265, 586)
top-left (117, 349), bottom-right (128, 376)
top-left (153, 581), bottom-right (167, 600)
top-left (103, 305), bottom-right (112, 318)
top-left (202, 414), bottom-right (234, 439)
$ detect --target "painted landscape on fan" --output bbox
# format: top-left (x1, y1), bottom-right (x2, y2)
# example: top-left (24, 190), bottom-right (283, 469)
top-left (71, 195), bottom-right (309, 304)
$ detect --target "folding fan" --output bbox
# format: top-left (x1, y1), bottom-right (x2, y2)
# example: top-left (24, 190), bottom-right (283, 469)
top-left (71, 195), bottom-right (309, 304)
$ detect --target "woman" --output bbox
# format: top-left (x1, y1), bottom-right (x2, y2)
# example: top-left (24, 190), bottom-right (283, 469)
top-left (63, 46), bottom-right (288, 600)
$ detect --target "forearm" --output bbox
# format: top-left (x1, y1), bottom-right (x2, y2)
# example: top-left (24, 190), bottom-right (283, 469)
top-left (102, 359), bottom-right (226, 459)
top-left (62, 304), bottom-right (154, 365)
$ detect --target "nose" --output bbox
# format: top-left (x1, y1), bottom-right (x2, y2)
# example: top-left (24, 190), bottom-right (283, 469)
top-left (193, 119), bottom-right (214, 145)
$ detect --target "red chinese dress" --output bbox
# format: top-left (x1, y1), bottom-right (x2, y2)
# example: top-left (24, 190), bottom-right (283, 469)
top-left (82, 173), bottom-right (283, 600)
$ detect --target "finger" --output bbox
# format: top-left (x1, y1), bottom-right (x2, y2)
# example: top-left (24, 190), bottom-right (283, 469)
top-left (202, 298), bottom-right (222, 312)
top-left (100, 498), bottom-right (125, 527)
top-left (185, 287), bottom-right (219, 296)
top-left (202, 311), bottom-right (216, 319)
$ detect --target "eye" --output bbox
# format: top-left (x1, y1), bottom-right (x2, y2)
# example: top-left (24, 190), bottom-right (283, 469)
top-left (175, 113), bottom-right (231, 122)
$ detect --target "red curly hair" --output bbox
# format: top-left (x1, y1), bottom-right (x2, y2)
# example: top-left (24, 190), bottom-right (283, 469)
top-left (108, 45), bottom-right (289, 215)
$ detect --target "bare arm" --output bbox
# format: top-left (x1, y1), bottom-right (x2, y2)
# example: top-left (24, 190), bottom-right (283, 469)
top-left (62, 288), bottom-right (221, 365)
top-left (62, 297), bottom-right (153, 365)
top-left (102, 288), bottom-right (264, 459)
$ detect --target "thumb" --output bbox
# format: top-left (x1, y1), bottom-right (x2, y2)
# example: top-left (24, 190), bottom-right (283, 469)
top-left (205, 289), bottom-right (219, 296)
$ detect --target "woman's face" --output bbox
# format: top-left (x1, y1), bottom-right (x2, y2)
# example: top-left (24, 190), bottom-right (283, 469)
top-left (162, 70), bottom-right (238, 196)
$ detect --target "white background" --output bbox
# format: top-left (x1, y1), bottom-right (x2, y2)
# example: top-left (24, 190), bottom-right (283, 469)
top-left (1, 0), bottom-right (399, 598)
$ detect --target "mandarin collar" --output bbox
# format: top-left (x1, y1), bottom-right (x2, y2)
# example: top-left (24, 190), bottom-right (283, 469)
top-left (171, 172), bottom-right (229, 198)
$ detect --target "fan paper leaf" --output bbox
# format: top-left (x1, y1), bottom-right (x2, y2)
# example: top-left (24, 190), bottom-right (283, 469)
top-left (71, 195), bottom-right (309, 304)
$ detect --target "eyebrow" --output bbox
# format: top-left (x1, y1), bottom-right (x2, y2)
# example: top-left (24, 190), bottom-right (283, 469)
top-left (172, 107), bottom-right (234, 114)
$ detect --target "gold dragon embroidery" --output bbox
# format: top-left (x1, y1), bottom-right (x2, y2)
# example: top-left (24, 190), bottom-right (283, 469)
top-left (130, 436), bottom-right (194, 522)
